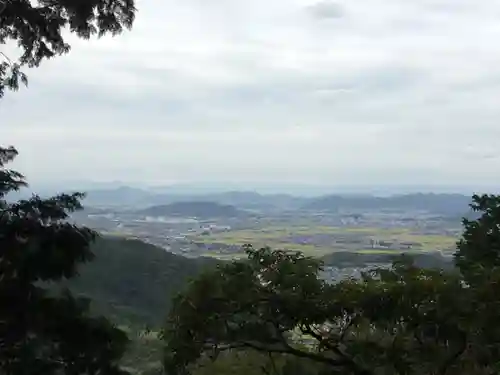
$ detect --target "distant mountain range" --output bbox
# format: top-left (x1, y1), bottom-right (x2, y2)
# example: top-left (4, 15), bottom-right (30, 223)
top-left (78, 187), bottom-right (470, 212)
top-left (135, 201), bottom-right (249, 219)
top-left (302, 193), bottom-right (472, 215)
top-left (9, 184), bottom-right (478, 216)
top-left (76, 187), bottom-right (473, 216)
top-left (28, 180), bottom-right (497, 196)
top-left (78, 187), bottom-right (309, 210)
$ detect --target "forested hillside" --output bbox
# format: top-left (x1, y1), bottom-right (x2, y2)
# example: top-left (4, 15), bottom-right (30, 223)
top-left (62, 236), bottom-right (453, 330)
top-left (62, 237), bottom-right (218, 327)
top-left (321, 250), bottom-right (454, 269)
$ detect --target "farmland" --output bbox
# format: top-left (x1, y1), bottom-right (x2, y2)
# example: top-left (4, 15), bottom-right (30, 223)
top-left (75, 191), bottom-right (467, 264)
top-left (189, 225), bottom-right (458, 259)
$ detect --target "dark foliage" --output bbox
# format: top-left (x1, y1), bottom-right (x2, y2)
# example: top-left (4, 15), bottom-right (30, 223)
top-left (0, 53), bottom-right (27, 98)
top-left (0, 0), bottom-right (136, 97)
top-left (0, 0), bottom-right (138, 371)
top-left (321, 250), bottom-right (453, 269)
top-left (64, 236), bottom-right (219, 328)
top-left (0, 147), bottom-right (130, 375)
top-left (455, 194), bottom-right (500, 276)
top-left (163, 195), bottom-right (500, 375)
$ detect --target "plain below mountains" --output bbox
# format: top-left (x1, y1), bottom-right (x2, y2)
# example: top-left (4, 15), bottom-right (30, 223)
top-left (134, 201), bottom-right (250, 219)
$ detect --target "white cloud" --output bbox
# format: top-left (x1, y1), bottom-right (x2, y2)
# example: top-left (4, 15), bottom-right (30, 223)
top-left (2, 0), bottom-right (500, 189)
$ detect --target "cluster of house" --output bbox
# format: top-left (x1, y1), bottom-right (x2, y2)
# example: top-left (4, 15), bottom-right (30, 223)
top-left (369, 238), bottom-right (422, 250)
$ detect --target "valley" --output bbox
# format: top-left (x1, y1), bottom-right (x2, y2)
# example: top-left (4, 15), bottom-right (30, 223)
top-left (72, 189), bottom-right (465, 267)
top-left (63, 189), bottom-right (472, 374)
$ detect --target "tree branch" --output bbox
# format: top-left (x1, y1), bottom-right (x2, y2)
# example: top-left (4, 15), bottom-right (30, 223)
top-left (299, 324), bottom-right (373, 375)
top-left (340, 315), bottom-right (357, 342)
top-left (438, 330), bottom-right (467, 375)
top-left (207, 325), bottom-right (351, 369)
top-left (267, 353), bottom-right (279, 375)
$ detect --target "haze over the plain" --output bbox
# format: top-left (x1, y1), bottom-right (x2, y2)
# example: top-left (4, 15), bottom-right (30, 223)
top-left (1, 0), bottom-right (499, 189)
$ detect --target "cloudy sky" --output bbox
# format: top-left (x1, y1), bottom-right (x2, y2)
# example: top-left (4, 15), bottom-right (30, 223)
top-left (2, 0), bottom-right (500, 190)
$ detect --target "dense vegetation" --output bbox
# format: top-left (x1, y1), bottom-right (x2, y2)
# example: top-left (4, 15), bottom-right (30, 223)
top-left (0, 149), bottom-right (497, 375)
top-left (320, 250), bottom-right (453, 269)
top-left (163, 194), bottom-right (500, 375)
top-left (64, 237), bottom-right (217, 328)
top-left (3, 1), bottom-right (500, 375)
top-left (0, 0), bottom-right (135, 97)
top-left (1, 0), bottom-right (136, 373)
top-left (0, 147), bottom-right (132, 375)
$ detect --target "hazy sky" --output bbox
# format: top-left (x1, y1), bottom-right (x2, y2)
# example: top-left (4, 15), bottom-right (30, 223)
top-left (2, 0), bottom-right (500, 188)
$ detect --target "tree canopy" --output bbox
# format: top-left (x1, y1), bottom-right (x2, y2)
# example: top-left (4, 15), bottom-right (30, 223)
top-left (0, 147), bottom-right (132, 375)
top-left (163, 194), bottom-right (500, 375)
top-left (0, 0), bottom-right (136, 97)
top-left (0, 0), bottom-right (137, 371)
top-left (64, 236), bottom-right (218, 328)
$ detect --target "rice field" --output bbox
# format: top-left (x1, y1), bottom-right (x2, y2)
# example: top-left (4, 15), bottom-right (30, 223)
top-left (190, 225), bottom-right (457, 258)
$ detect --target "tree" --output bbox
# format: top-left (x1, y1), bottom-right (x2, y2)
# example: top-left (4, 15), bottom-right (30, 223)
top-left (0, 0), bottom-right (135, 97)
top-left (0, 52), bottom-right (27, 98)
top-left (0, 0), bottom-right (136, 372)
top-left (163, 195), bottom-right (500, 375)
top-left (192, 350), bottom-right (285, 375)
top-left (0, 147), bottom-right (131, 374)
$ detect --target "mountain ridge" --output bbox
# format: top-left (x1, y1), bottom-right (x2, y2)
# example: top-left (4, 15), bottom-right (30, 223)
top-left (302, 193), bottom-right (472, 215)
top-left (135, 201), bottom-right (249, 219)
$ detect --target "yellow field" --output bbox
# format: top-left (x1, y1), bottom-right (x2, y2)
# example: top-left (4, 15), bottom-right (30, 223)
top-left (394, 233), bottom-right (456, 250)
top-left (356, 249), bottom-right (409, 255)
top-left (200, 252), bottom-right (247, 260)
top-left (190, 225), bottom-right (457, 258)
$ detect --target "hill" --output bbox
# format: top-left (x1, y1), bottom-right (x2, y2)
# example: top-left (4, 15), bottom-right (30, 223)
top-left (185, 191), bottom-right (307, 211)
top-left (320, 251), bottom-right (454, 269)
top-left (78, 186), bottom-right (308, 211)
top-left (63, 236), bottom-right (218, 327)
top-left (302, 193), bottom-right (471, 215)
top-left (136, 201), bottom-right (248, 219)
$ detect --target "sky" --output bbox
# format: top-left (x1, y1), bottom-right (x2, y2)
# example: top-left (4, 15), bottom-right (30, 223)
top-left (2, 0), bottom-right (500, 190)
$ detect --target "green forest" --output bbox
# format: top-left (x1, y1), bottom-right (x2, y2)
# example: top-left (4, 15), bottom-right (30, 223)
top-left (64, 237), bottom-right (218, 328)
top-left (3, 143), bottom-right (500, 375)
top-left (3, 1), bottom-right (500, 375)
